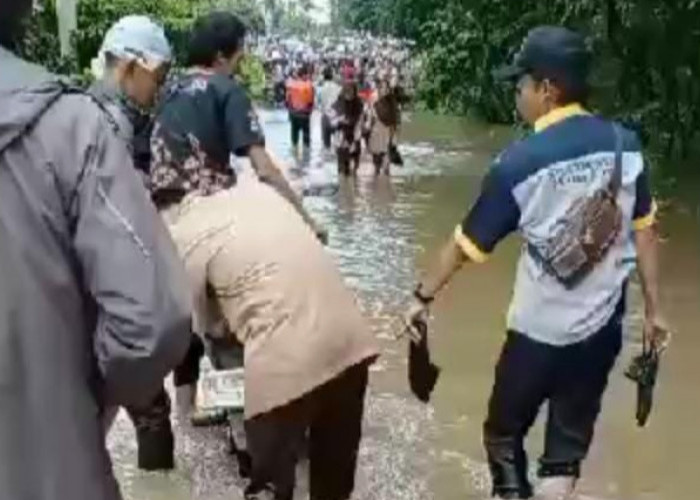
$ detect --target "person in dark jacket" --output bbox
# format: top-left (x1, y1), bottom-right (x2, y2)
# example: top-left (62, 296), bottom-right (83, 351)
top-left (0, 3), bottom-right (192, 500)
top-left (366, 79), bottom-right (400, 176)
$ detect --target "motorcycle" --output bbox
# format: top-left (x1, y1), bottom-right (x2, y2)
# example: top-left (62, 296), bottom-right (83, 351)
top-left (193, 335), bottom-right (251, 477)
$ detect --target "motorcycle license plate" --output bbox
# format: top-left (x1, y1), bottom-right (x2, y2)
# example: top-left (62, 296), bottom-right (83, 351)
top-left (198, 369), bottom-right (245, 411)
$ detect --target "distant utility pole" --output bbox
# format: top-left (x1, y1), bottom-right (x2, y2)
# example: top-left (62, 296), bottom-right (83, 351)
top-left (55, 0), bottom-right (78, 57)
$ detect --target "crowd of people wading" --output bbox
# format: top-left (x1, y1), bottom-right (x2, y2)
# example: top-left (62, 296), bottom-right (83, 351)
top-left (252, 32), bottom-right (416, 176)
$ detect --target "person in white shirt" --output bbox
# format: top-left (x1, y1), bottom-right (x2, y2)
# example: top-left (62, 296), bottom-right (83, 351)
top-left (318, 66), bottom-right (342, 150)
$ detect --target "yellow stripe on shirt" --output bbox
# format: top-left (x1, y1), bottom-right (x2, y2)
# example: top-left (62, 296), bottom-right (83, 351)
top-left (534, 103), bottom-right (590, 133)
top-left (454, 225), bottom-right (489, 263)
top-left (633, 200), bottom-right (658, 231)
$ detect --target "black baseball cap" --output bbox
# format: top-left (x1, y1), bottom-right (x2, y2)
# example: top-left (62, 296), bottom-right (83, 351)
top-left (494, 26), bottom-right (591, 86)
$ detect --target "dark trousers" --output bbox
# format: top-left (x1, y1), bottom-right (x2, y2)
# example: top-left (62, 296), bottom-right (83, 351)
top-left (125, 388), bottom-right (174, 470)
top-left (174, 333), bottom-right (205, 386)
top-left (244, 362), bottom-right (369, 500)
top-left (337, 146), bottom-right (361, 176)
top-left (290, 113), bottom-right (311, 148)
top-left (372, 153), bottom-right (387, 175)
top-left (125, 334), bottom-right (204, 470)
top-left (321, 115), bottom-right (333, 149)
top-left (484, 313), bottom-right (623, 499)
top-left (274, 82), bottom-right (286, 106)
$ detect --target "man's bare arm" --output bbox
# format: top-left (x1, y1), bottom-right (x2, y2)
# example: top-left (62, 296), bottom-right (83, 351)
top-left (635, 224), bottom-right (669, 347)
top-left (635, 225), bottom-right (660, 318)
top-left (419, 239), bottom-right (468, 299)
top-left (403, 238), bottom-right (468, 341)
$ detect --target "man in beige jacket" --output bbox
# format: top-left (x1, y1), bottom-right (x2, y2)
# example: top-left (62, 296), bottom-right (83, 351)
top-left (162, 180), bottom-right (379, 500)
top-left (150, 12), bottom-right (379, 500)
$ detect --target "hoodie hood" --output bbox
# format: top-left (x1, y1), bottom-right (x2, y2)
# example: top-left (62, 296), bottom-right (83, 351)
top-left (89, 78), bottom-right (150, 136)
top-left (0, 47), bottom-right (67, 153)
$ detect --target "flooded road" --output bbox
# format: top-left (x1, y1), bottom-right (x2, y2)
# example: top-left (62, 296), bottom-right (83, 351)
top-left (108, 109), bottom-right (700, 500)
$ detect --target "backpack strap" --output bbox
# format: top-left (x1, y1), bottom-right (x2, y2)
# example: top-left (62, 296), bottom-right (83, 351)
top-left (84, 85), bottom-right (133, 144)
top-left (609, 123), bottom-right (624, 196)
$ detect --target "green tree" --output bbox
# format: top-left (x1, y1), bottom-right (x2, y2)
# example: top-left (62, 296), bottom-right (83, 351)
top-left (207, 0), bottom-right (266, 32)
top-left (20, 0), bottom-right (77, 73)
top-left (338, 0), bottom-right (700, 165)
top-left (238, 52), bottom-right (267, 100)
top-left (22, 0), bottom-right (267, 71)
top-left (73, 0), bottom-right (205, 69)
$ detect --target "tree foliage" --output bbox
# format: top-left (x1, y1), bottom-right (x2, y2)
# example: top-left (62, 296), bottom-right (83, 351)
top-left (21, 0), bottom-right (266, 70)
top-left (19, 0), bottom-right (267, 95)
top-left (72, 0), bottom-right (198, 70)
top-left (338, 0), bottom-right (700, 163)
top-left (264, 0), bottom-right (322, 36)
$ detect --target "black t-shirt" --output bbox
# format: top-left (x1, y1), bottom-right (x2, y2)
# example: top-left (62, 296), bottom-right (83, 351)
top-left (150, 71), bottom-right (265, 208)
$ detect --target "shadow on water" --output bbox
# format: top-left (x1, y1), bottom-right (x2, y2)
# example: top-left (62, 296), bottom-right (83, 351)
top-left (108, 109), bottom-right (700, 500)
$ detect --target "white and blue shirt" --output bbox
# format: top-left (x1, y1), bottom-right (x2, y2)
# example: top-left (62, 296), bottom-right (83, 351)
top-left (455, 104), bottom-right (656, 346)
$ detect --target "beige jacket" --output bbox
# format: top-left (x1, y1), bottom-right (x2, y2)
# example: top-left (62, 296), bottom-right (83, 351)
top-left (163, 181), bottom-right (379, 417)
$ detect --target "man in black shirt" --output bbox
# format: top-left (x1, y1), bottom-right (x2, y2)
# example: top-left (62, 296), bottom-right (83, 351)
top-left (151, 11), bottom-right (322, 240)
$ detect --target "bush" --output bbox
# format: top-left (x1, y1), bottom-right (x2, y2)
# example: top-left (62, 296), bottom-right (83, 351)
top-left (20, 1), bottom-right (78, 74)
top-left (237, 55), bottom-right (267, 101)
top-left (21, 0), bottom-right (266, 71)
top-left (73, 0), bottom-right (197, 69)
top-left (340, 0), bottom-right (700, 166)
top-left (19, 0), bottom-right (270, 103)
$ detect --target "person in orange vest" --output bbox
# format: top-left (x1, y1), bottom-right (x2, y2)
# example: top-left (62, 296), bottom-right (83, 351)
top-left (357, 72), bottom-right (374, 103)
top-left (286, 64), bottom-right (315, 152)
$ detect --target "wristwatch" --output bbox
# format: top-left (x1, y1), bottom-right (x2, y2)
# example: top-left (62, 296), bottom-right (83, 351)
top-left (413, 284), bottom-right (434, 306)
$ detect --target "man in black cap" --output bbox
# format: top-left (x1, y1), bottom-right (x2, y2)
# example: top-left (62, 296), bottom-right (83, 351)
top-left (405, 26), bottom-right (667, 499)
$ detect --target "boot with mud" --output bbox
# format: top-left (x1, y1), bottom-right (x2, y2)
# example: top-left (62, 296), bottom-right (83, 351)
top-left (136, 424), bottom-right (175, 471)
top-left (129, 390), bottom-right (176, 471)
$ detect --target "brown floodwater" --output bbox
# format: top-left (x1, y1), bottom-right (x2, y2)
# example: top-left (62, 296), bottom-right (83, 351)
top-left (108, 109), bottom-right (700, 500)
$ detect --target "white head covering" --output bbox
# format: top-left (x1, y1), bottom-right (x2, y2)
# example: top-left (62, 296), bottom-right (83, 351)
top-left (91, 15), bottom-right (172, 79)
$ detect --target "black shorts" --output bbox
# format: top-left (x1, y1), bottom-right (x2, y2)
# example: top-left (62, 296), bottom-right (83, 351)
top-left (173, 334), bottom-right (205, 387)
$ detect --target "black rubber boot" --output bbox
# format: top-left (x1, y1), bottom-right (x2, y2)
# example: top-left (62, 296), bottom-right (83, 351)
top-left (486, 439), bottom-right (533, 499)
top-left (127, 389), bottom-right (176, 471)
top-left (136, 424), bottom-right (175, 471)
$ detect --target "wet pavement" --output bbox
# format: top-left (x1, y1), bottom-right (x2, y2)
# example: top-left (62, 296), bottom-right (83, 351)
top-left (108, 109), bottom-right (700, 500)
